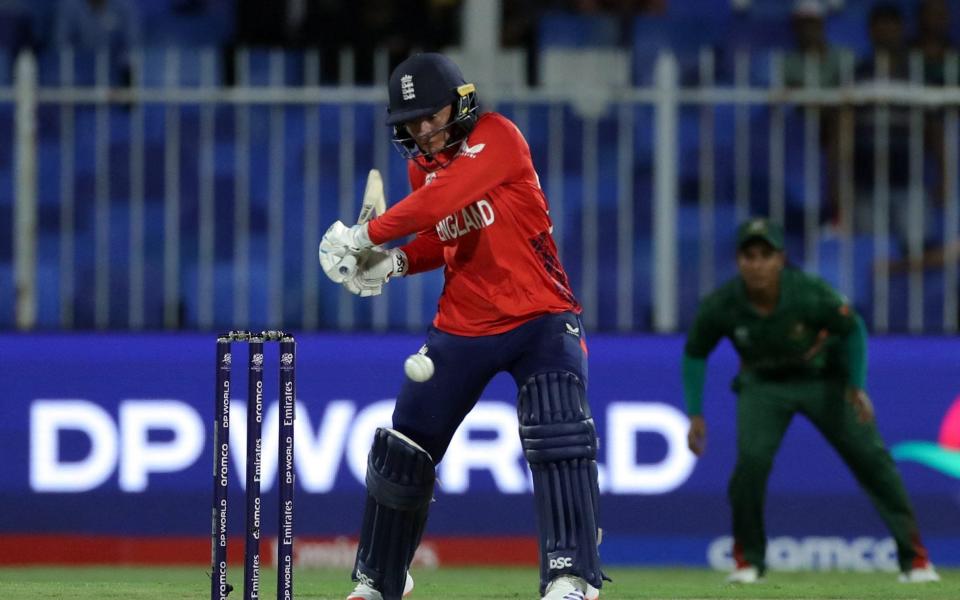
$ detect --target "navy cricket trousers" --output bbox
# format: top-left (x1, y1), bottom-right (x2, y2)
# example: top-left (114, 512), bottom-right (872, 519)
top-left (391, 311), bottom-right (588, 463)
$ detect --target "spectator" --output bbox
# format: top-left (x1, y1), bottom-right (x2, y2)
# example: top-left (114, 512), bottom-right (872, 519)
top-left (423, 0), bottom-right (462, 48)
top-left (230, 0), bottom-right (336, 83)
top-left (0, 0), bottom-right (36, 56)
top-left (348, 0), bottom-right (461, 83)
top-left (53, 0), bottom-right (140, 55)
top-left (881, 0), bottom-right (958, 325)
top-left (280, 0), bottom-right (460, 84)
top-left (851, 2), bottom-right (915, 249)
top-left (882, 238), bottom-right (960, 276)
top-left (783, 0), bottom-right (843, 88)
top-left (783, 0), bottom-right (848, 230)
top-left (53, 0), bottom-right (140, 85)
top-left (856, 1), bottom-right (908, 79)
top-left (913, 0), bottom-right (952, 84)
top-left (911, 0), bottom-right (954, 204)
top-left (234, 0), bottom-right (330, 47)
top-left (502, 0), bottom-right (543, 85)
top-left (851, 2), bottom-right (947, 256)
top-left (559, 0), bottom-right (664, 14)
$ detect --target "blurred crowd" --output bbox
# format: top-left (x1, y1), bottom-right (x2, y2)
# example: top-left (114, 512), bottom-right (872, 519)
top-left (0, 0), bottom-right (955, 267)
top-left (0, 1), bottom-right (673, 82)
top-left (0, 1), bottom-right (950, 83)
top-left (781, 0), bottom-right (956, 267)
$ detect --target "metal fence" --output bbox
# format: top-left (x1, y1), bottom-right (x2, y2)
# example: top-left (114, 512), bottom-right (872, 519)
top-left (4, 46), bottom-right (959, 333)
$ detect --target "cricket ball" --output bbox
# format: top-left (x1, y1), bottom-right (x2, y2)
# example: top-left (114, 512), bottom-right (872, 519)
top-left (404, 353), bottom-right (435, 382)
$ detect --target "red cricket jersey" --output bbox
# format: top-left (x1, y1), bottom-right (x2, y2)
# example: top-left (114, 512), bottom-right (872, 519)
top-left (366, 112), bottom-right (581, 336)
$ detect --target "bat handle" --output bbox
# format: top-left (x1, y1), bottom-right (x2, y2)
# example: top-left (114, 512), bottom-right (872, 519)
top-left (338, 254), bottom-right (359, 278)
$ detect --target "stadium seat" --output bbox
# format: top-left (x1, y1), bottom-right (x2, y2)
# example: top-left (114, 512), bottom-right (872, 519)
top-left (632, 16), bottom-right (730, 86)
top-left (8, 3), bottom-right (955, 332)
top-left (442, 48), bottom-right (528, 94)
top-left (539, 48), bottom-right (630, 119)
top-left (140, 11), bottom-right (233, 48)
top-left (667, 0), bottom-right (731, 19)
top-left (137, 45), bottom-right (221, 88)
top-left (538, 11), bottom-right (621, 49)
top-left (242, 48), bottom-right (307, 87)
top-left (824, 7), bottom-right (872, 62)
top-left (728, 14), bottom-right (794, 56)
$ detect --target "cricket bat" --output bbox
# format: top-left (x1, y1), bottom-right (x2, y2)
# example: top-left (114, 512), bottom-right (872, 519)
top-left (338, 169), bottom-right (386, 277)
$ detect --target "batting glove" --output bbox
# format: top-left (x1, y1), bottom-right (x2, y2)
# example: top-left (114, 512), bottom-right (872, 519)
top-left (343, 248), bottom-right (408, 297)
top-left (319, 220), bottom-right (374, 283)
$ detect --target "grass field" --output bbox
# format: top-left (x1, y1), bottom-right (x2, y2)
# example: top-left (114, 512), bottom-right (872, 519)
top-left (0, 566), bottom-right (957, 599)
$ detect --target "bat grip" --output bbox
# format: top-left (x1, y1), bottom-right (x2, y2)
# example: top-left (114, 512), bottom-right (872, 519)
top-left (338, 254), bottom-right (359, 278)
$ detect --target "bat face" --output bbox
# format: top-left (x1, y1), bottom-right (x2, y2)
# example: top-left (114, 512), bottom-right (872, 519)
top-left (358, 169), bottom-right (386, 224)
top-left (335, 169), bottom-right (389, 278)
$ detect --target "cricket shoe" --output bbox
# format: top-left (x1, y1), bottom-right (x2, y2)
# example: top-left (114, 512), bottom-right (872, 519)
top-left (584, 527), bottom-right (602, 599)
top-left (898, 563), bottom-right (940, 583)
top-left (542, 575), bottom-right (589, 600)
top-left (586, 582), bottom-right (600, 599)
top-left (726, 565), bottom-right (763, 584)
top-left (346, 572), bottom-right (414, 599)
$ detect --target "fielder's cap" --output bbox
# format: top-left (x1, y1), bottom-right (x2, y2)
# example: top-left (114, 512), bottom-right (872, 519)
top-left (792, 0), bottom-right (825, 18)
top-left (737, 218), bottom-right (785, 250)
top-left (386, 53), bottom-right (467, 126)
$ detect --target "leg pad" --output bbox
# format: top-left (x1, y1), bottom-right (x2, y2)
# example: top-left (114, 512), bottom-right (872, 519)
top-left (519, 372), bottom-right (605, 594)
top-left (353, 428), bottom-right (435, 600)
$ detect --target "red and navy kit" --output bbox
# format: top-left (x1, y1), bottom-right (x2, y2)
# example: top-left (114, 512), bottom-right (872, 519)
top-left (352, 54), bottom-right (605, 598)
top-left (367, 112), bottom-right (580, 336)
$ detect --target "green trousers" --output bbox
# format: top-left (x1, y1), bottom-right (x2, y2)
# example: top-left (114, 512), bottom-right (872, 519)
top-left (730, 374), bottom-right (928, 573)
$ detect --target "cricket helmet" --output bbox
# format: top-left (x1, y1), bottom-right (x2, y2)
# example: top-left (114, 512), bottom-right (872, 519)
top-left (385, 53), bottom-right (479, 167)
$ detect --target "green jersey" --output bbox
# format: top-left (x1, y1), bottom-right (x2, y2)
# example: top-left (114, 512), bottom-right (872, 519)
top-left (685, 268), bottom-right (856, 379)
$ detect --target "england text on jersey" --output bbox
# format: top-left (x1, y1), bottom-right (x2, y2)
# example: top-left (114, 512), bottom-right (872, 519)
top-left (435, 199), bottom-right (495, 241)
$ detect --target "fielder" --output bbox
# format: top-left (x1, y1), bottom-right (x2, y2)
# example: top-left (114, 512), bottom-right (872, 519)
top-left (683, 218), bottom-right (940, 584)
top-left (319, 53), bottom-right (606, 600)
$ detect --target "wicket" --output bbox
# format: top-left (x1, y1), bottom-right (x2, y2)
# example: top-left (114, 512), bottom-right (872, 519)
top-left (211, 330), bottom-right (296, 600)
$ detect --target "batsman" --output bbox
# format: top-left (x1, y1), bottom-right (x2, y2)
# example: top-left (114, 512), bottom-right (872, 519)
top-left (318, 53), bottom-right (606, 600)
top-left (683, 218), bottom-right (939, 584)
